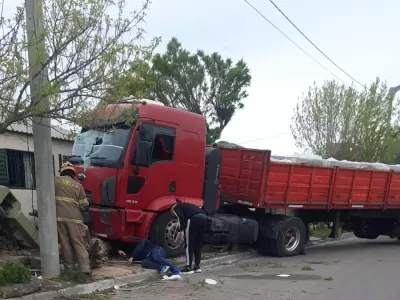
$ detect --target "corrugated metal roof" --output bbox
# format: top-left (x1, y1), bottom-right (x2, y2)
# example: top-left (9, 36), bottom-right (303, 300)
top-left (2, 119), bottom-right (73, 141)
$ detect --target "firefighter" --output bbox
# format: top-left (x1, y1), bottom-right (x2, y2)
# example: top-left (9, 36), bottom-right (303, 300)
top-left (56, 162), bottom-right (91, 274)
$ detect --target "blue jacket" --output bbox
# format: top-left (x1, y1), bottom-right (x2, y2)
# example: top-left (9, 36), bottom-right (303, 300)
top-left (130, 240), bottom-right (154, 261)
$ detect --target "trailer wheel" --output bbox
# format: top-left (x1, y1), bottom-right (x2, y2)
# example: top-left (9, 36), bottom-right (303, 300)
top-left (148, 211), bottom-right (184, 258)
top-left (352, 219), bottom-right (379, 240)
top-left (268, 217), bottom-right (307, 257)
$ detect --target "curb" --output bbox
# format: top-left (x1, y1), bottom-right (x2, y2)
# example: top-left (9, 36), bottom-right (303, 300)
top-left (9, 251), bottom-right (256, 300)
top-left (307, 232), bottom-right (356, 249)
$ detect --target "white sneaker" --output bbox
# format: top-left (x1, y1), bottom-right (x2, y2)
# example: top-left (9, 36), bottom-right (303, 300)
top-left (193, 266), bottom-right (202, 273)
top-left (162, 274), bottom-right (181, 280)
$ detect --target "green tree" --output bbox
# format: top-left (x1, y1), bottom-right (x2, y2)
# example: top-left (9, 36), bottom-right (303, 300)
top-left (116, 38), bottom-right (252, 144)
top-left (0, 0), bottom-right (153, 134)
top-left (291, 78), bottom-right (400, 163)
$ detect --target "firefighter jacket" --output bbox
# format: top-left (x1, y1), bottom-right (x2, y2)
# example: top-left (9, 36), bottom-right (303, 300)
top-left (55, 176), bottom-right (89, 224)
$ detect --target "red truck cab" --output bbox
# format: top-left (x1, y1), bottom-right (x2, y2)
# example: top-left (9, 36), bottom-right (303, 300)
top-left (70, 98), bottom-right (220, 256)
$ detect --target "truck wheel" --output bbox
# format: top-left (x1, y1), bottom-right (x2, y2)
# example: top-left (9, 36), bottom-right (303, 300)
top-left (352, 219), bottom-right (379, 240)
top-left (269, 217), bottom-right (307, 257)
top-left (148, 211), bottom-right (184, 258)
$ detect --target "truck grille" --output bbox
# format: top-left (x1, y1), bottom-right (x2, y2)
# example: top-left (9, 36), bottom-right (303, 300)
top-left (85, 190), bottom-right (93, 204)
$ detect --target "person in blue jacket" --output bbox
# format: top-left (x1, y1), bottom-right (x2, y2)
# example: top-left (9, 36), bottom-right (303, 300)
top-left (117, 239), bottom-right (181, 279)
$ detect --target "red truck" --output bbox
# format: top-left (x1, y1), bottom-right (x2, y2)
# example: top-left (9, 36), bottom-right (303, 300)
top-left (70, 98), bottom-right (400, 257)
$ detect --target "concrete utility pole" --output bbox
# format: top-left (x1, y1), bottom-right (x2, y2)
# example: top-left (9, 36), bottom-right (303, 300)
top-left (25, 0), bottom-right (60, 277)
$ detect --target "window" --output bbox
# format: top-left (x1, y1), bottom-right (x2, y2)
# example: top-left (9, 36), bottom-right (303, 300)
top-left (151, 134), bottom-right (174, 163)
top-left (0, 149), bottom-right (56, 189)
top-left (133, 123), bottom-right (176, 166)
top-left (5, 150), bottom-right (36, 189)
top-left (58, 154), bottom-right (72, 170)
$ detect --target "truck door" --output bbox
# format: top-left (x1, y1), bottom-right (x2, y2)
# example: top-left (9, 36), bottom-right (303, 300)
top-left (122, 122), bottom-right (177, 211)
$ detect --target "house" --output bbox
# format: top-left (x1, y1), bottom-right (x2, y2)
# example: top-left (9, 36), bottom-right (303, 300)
top-left (0, 122), bottom-right (74, 218)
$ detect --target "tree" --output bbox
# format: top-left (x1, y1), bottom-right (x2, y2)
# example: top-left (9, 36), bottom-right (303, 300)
top-left (114, 38), bottom-right (252, 144)
top-left (291, 78), bottom-right (400, 163)
top-left (0, 0), bottom-right (154, 133)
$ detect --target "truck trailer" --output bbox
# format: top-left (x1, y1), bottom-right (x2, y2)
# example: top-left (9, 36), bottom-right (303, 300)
top-left (70, 97), bottom-right (400, 257)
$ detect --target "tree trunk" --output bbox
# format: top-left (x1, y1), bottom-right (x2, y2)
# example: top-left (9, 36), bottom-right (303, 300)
top-left (84, 229), bottom-right (111, 269)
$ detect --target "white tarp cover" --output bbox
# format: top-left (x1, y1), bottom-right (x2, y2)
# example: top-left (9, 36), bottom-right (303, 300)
top-left (271, 154), bottom-right (399, 172)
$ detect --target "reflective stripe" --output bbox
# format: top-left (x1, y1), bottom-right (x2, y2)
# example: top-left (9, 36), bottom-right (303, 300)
top-left (79, 199), bottom-right (89, 206)
top-left (57, 217), bottom-right (83, 224)
top-left (56, 196), bottom-right (79, 205)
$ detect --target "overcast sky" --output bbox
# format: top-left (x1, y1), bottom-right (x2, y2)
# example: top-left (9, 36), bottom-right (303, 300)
top-left (3, 0), bottom-right (399, 155)
top-left (142, 0), bottom-right (399, 155)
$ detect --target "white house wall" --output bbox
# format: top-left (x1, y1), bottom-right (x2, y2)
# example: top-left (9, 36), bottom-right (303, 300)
top-left (0, 131), bottom-right (73, 219)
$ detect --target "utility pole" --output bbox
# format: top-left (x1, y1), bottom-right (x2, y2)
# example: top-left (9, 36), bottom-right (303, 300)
top-left (25, 0), bottom-right (60, 277)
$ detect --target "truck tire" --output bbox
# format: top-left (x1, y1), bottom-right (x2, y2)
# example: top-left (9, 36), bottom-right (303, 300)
top-left (352, 219), bottom-right (379, 240)
top-left (148, 211), bottom-right (184, 258)
top-left (267, 217), bottom-right (307, 257)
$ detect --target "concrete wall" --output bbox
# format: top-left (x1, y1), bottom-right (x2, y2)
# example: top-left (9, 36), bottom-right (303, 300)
top-left (0, 131), bottom-right (73, 219)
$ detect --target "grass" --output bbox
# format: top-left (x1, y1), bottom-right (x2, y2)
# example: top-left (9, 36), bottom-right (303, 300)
top-left (0, 261), bottom-right (32, 286)
top-left (301, 266), bottom-right (314, 271)
top-left (324, 276), bottom-right (333, 281)
top-left (54, 271), bottom-right (94, 285)
top-left (200, 279), bottom-right (206, 288)
top-left (310, 224), bottom-right (342, 239)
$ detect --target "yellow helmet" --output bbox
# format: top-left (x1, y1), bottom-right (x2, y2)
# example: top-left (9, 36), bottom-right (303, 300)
top-left (59, 162), bottom-right (76, 175)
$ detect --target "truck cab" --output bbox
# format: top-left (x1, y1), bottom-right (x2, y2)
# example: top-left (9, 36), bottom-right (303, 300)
top-left (70, 98), bottom-right (218, 256)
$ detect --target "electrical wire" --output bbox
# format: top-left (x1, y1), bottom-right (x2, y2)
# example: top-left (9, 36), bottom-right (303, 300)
top-left (242, 0), bottom-right (345, 84)
top-left (237, 132), bottom-right (290, 144)
top-left (268, 0), bottom-right (365, 88)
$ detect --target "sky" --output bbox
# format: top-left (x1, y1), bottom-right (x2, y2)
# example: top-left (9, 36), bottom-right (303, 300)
top-left (140, 0), bottom-right (400, 155)
top-left (3, 0), bottom-right (399, 156)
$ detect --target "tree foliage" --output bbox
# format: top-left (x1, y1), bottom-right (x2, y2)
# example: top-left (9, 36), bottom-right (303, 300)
top-left (291, 78), bottom-right (400, 163)
top-left (0, 0), bottom-right (154, 134)
top-left (113, 38), bottom-right (252, 144)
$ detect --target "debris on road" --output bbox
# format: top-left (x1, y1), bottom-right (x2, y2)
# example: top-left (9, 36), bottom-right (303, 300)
top-left (205, 278), bottom-right (217, 285)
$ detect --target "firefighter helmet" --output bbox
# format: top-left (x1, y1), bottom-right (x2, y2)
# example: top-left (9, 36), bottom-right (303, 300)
top-left (59, 162), bottom-right (76, 175)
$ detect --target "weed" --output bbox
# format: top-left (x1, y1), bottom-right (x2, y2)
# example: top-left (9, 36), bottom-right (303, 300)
top-left (200, 279), bottom-right (206, 288)
top-left (301, 266), bottom-right (314, 271)
top-left (324, 276), bottom-right (333, 281)
top-left (0, 261), bottom-right (31, 286)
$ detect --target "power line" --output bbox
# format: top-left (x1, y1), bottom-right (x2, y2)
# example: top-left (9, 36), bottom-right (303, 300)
top-left (238, 132), bottom-right (290, 144)
top-left (242, 0), bottom-right (345, 84)
top-left (268, 0), bottom-right (365, 88)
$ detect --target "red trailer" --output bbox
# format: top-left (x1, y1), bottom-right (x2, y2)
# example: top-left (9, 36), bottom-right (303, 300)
top-left (216, 147), bottom-right (400, 256)
top-left (218, 147), bottom-right (400, 210)
top-left (70, 98), bottom-right (400, 257)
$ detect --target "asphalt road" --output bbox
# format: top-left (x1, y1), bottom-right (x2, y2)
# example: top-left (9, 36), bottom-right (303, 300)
top-left (110, 237), bottom-right (400, 300)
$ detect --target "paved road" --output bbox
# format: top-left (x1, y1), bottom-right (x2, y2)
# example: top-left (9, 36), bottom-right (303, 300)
top-left (110, 237), bottom-right (400, 300)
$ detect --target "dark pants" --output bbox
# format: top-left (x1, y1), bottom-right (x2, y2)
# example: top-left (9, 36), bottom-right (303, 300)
top-left (185, 214), bottom-right (207, 267)
top-left (141, 247), bottom-right (179, 274)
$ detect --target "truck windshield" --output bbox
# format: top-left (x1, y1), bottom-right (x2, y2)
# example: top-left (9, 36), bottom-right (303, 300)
top-left (72, 126), bottom-right (131, 163)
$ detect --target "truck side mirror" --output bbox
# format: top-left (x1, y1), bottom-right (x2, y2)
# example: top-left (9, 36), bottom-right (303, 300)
top-left (133, 141), bottom-right (152, 166)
